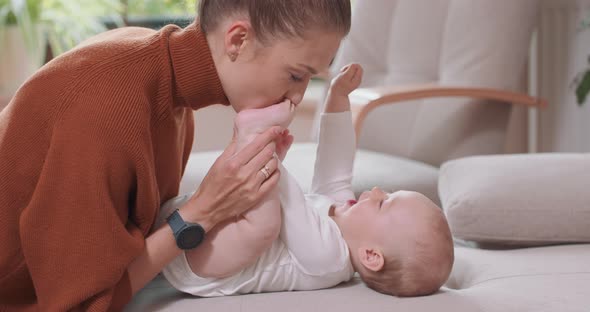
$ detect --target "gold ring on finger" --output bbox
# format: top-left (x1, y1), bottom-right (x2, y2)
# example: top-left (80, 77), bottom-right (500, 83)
top-left (260, 167), bottom-right (271, 179)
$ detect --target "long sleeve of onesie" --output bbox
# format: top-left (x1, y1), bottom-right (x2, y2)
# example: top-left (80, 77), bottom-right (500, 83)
top-left (278, 111), bottom-right (356, 276)
top-left (310, 111), bottom-right (356, 204)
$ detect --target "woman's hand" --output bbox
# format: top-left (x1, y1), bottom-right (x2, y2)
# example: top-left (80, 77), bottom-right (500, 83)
top-left (180, 126), bottom-right (284, 231)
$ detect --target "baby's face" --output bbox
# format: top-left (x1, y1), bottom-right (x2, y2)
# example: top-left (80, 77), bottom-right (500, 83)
top-left (332, 188), bottom-right (438, 248)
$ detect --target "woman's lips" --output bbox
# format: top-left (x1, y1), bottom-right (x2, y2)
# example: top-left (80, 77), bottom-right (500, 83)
top-left (347, 199), bottom-right (358, 206)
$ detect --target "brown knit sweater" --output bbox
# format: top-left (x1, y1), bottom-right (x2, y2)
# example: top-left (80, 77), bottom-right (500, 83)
top-left (0, 23), bottom-right (228, 311)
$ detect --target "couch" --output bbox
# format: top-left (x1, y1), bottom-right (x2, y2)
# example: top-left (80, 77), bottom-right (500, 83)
top-left (126, 1), bottom-right (590, 310)
top-left (125, 152), bottom-right (590, 312)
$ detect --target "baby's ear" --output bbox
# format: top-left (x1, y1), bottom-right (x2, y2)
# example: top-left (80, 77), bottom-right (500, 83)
top-left (357, 247), bottom-right (385, 272)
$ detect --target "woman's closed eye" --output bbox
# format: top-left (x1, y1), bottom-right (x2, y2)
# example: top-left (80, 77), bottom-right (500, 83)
top-left (289, 73), bottom-right (304, 82)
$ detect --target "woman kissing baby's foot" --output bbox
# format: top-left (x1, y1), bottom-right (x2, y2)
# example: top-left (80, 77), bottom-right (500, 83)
top-left (234, 99), bottom-right (295, 146)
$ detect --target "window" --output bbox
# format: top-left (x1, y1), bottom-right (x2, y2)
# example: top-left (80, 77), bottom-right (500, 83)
top-left (121, 0), bottom-right (198, 29)
top-left (124, 0), bottom-right (197, 17)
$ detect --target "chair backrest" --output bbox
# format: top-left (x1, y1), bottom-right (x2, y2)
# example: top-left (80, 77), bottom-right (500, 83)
top-left (315, 0), bottom-right (539, 167)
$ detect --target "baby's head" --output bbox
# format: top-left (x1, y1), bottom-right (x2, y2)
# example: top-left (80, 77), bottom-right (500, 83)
top-left (331, 187), bottom-right (454, 296)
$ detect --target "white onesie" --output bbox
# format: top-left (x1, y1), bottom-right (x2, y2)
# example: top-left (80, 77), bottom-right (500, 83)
top-left (156, 111), bottom-right (357, 297)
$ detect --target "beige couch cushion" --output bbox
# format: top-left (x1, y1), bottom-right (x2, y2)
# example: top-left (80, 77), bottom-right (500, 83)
top-left (439, 153), bottom-right (590, 245)
top-left (126, 244), bottom-right (590, 311)
top-left (179, 143), bottom-right (440, 204)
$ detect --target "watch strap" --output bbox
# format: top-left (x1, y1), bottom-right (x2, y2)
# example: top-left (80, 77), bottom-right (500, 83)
top-left (166, 209), bottom-right (186, 234)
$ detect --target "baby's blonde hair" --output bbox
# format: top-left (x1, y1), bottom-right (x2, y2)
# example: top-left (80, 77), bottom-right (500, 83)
top-left (359, 207), bottom-right (454, 297)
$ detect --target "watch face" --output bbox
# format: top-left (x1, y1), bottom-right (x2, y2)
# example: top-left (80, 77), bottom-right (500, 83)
top-left (179, 225), bottom-right (204, 249)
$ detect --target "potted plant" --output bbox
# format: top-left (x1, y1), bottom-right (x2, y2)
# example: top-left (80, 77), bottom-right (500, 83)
top-left (122, 0), bottom-right (197, 29)
top-left (0, 0), bottom-right (123, 99)
top-left (574, 14), bottom-right (590, 106)
top-left (576, 57), bottom-right (590, 106)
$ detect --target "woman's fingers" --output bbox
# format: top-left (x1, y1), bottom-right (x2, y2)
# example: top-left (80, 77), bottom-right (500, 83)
top-left (258, 168), bottom-right (280, 198)
top-left (232, 126), bottom-right (283, 165)
top-left (256, 156), bottom-right (278, 185)
top-left (187, 127), bottom-right (286, 228)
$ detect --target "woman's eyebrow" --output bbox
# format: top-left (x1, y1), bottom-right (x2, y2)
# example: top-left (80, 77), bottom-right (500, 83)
top-left (297, 63), bottom-right (318, 75)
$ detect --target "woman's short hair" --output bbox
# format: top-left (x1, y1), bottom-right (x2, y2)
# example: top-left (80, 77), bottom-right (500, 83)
top-left (198, 0), bottom-right (351, 43)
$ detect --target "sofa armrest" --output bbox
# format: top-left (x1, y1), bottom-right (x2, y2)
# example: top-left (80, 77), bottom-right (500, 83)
top-left (349, 84), bottom-right (548, 138)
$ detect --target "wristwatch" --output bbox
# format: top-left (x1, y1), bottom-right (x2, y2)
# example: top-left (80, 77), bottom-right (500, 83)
top-left (166, 209), bottom-right (205, 250)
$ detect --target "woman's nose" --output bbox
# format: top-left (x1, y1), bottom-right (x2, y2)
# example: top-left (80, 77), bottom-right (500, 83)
top-left (289, 93), bottom-right (303, 106)
top-left (286, 79), bottom-right (310, 105)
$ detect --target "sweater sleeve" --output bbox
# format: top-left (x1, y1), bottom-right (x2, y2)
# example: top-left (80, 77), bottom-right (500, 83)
top-left (19, 106), bottom-right (146, 311)
top-left (310, 111), bottom-right (357, 204)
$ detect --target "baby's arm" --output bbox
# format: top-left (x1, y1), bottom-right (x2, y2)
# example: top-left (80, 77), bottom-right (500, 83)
top-left (311, 64), bottom-right (363, 203)
top-left (184, 101), bottom-right (294, 279)
top-left (324, 64), bottom-right (363, 113)
top-left (278, 66), bottom-right (363, 272)
top-left (266, 66), bottom-right (363, 276)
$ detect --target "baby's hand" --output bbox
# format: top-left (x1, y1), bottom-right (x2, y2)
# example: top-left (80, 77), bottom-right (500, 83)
top-left (329, 63), bottom-right (363, 96)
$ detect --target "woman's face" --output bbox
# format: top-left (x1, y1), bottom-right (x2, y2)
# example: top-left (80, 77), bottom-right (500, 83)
top-left (209, 21), bottom-right (344, 112)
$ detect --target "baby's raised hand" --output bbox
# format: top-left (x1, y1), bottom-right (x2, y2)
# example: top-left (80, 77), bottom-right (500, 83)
top-left (330, 63), bottom-right (363, 96)
top-left (323, 64), bottom-right (364, 113)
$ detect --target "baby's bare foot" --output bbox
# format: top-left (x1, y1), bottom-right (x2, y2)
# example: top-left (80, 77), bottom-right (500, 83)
top-left (234, 100), bottom-right (295, 149)
top-left (330, 63), bottom-right (363, 96)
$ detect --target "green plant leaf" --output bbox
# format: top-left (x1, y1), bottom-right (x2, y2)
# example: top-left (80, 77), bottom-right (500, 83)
top-left (0, 5), bottom-right (10, 46)
top-left (575, 70), bottom-right (590, 106)
top-left (9, 0), bottom-right (42, 58)
top-left (26, 0), bottom-right (40, 21)
top-left (2, 0), bottom-right (205, 58)
top-left (40, 0), bottom-right (124, 55)
top-left (127, 0), bottom-right (196, 16)
top-left (0, 5), bottom-right (10, 24)
top-left (9, 0), bottom-right (24, 14)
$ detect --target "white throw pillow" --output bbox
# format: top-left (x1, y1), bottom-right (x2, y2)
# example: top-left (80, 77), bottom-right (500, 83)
top-left (439, 153), bottom-right (590, 245)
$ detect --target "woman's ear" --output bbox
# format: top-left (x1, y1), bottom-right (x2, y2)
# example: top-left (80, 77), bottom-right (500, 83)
top-left (224, 20), bottom-right (252, 62)
top-left (357, 247), bottom-right (385, 272)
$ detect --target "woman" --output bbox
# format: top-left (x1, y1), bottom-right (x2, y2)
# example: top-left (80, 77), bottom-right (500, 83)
top-left (0, 0), bottom-right (351, 310)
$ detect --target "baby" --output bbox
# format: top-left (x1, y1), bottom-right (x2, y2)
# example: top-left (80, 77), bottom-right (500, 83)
top-left (155, 64), bottom-right (454, 297)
